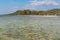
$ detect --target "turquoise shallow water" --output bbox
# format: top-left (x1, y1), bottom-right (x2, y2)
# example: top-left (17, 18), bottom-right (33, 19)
top-left (0, 15), bottom-right (60, 26)
top-left (0, 15), bottom-right (60, 31)
top-left (0, 15), bottom-right (60, 38)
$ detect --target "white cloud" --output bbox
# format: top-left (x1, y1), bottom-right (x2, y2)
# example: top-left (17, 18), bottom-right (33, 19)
top-left (25, 0), bottom-right (59, 10)
top-left (30, 0), bottom-right (59, 6)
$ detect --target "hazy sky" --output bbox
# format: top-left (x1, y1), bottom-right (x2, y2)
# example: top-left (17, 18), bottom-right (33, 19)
top-left (0, 0), bottom-right (60, 15)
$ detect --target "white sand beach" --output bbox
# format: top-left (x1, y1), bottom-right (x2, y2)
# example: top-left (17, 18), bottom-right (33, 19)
top-left (30, 15), bottom-right (58, 17)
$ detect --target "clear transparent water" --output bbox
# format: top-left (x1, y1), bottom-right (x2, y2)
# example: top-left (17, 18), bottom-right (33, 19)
top-left (0, 15), bottom-right (60, 39)
top-left (0, 15), bottom-right (60, 32)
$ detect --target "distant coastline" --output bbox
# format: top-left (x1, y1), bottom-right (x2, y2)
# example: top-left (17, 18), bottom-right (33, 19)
top-left (29, 15), bottom-right (58, 17)
top-left (8, 9), bottom-right (60, 16)
top-left (0, 9), bottom-right (60, 16)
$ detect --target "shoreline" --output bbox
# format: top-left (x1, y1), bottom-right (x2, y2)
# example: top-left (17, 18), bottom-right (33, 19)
top-left (29, 15), bottom-right (59, 17)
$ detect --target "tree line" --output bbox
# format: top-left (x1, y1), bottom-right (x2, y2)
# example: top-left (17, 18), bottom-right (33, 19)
top-left (10, 9), bottom-right (60, 15)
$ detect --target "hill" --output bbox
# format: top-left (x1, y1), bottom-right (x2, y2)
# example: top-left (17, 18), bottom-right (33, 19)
top-left (9, 9), bottom-right (60, 15)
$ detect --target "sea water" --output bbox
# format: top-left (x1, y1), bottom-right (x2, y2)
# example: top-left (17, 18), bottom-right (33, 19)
top-left (0, 15), bottom-right (60, 38)
top-left (0, 15), bottom-right (60, 28)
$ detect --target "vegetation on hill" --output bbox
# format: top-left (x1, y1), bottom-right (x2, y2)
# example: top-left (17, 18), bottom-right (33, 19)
top-left (10, 9), bottom-right (60, 15)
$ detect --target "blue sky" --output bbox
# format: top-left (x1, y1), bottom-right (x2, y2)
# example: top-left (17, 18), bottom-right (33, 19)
top-left (0, 0), bottom-right (60, 15)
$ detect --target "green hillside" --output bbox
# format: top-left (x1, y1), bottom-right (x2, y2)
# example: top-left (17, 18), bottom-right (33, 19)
top-left (9, 9), bottom-right (60, 15)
